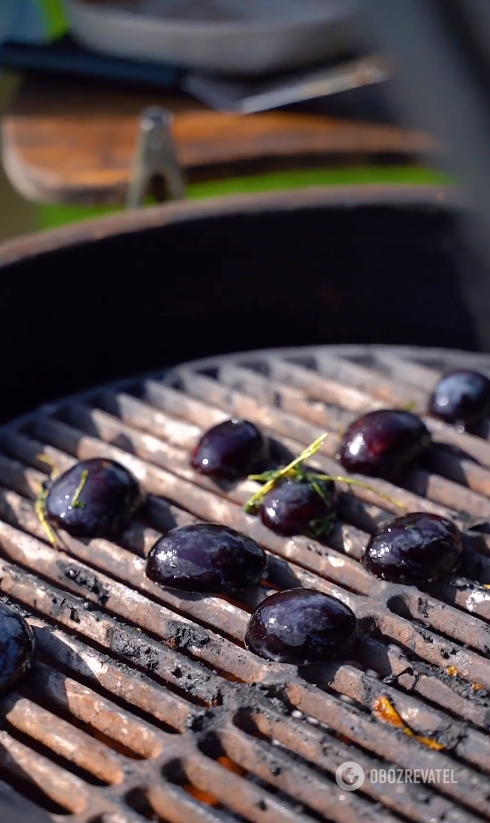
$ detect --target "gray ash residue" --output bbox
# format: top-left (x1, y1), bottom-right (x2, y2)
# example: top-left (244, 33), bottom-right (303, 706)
top-left (60, 562), bottom-right (110, 606)
top-left (167, 620), bottom-right (210, 650)
top-left (109, 627), bottom-right (160, 671)
top-left (417, 597), bottom-right (430, 619)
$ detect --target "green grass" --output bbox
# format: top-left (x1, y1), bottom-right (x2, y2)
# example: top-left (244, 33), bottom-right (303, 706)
top-left (37, 165), bottom-right (451, 231)
top-left (188, 165), bottom-right (450, 199)
top-left (38, 0), bottom-right (68, 38)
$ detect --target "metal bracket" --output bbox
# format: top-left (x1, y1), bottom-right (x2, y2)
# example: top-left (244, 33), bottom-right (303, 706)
top-left (126, 106), bottom-right (186, 209)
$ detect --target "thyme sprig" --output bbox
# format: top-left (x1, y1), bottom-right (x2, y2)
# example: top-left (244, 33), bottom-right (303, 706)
top-left (244, 432), bottom-right (406, 515)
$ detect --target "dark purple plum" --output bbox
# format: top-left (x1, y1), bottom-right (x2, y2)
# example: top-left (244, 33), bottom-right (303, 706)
top-left (363, 512), bottom-right (462, 584)
top-left (259, 475), bottom-right (336, 537)
top-left (245, 588), bottom-right (357, 665)
top-left (429, 369), bottom-right (490, 427)
top-left (338, 409), bottom-right (431, 482)
top-left (0, 602), bottom-right (35, 697)
top-left (191, 419), bottom-right (269, 481)
top-left (146, 523), bottom-right (267, 593)
top-left (45, 457), bottom-right (143, 539)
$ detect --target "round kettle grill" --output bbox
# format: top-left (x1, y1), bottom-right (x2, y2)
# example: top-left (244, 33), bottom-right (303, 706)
top-left (0, 187), bottom-right (489, 823)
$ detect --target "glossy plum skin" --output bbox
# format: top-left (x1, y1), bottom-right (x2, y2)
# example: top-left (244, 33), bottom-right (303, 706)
top-left (46, 458), bottom-right (143, 539)
top-left (245, 588), bottom-right (357, 665)
top-left (338, 409), bottom-right (431, 482)
top-left (363, 512), bottom-right (463, 584)
top-left (146, 523), bottom-right (267, 593)
top-left (191, 419), bottom-right (269, 481)
top-left (259, 475), bottom-right (336, 537)
top-left (429, 369), bottom-right (490, 427)
top-left (0, 602), bottom-right (35, 697)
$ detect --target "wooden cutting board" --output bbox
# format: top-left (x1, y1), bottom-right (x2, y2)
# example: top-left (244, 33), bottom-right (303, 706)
top-left (1, 76), bottom-right (436, 205)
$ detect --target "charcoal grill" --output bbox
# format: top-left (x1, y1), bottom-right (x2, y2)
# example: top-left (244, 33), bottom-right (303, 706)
top-left (2, 342), bottom-right (490, 823)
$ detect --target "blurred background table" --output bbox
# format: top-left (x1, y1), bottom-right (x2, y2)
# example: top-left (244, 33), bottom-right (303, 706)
top-left (2, 74), bottom-right (438, 208)
top-left (0, 0), bottom-right (447, 238)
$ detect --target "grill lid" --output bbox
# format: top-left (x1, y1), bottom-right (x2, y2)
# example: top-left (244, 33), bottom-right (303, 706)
top-left (1, 345), bottom-right (490, 823)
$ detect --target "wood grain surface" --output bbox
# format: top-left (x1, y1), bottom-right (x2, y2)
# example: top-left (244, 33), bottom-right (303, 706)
top-left (1, 77), bottom-right (437, 205)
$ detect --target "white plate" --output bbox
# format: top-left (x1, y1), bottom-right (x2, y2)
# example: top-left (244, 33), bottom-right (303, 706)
top-left (64, 0), bottom-right (360, 76)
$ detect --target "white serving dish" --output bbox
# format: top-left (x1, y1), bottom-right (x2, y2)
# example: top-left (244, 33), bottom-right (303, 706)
top-left (64, 0), bottom-right (360, 76)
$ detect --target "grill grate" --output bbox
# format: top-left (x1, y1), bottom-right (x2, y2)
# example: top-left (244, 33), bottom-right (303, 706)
top-left (3, 345), bottom-right (490, 822)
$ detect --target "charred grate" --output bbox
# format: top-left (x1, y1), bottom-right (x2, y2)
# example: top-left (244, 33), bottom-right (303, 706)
top-left (3, 345), bottom-right (490, 822)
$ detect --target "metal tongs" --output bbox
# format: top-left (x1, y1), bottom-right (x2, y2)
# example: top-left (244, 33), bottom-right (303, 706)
top-left (126, 106), bottom-right (186, 209)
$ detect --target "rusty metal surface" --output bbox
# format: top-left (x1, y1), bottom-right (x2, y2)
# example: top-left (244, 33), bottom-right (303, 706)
top-left (3, 344), bottom-right (490, 822)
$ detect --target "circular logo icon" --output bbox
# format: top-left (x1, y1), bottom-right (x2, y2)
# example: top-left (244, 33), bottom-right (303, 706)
top-left (335, 761), bottom-right (365, 792)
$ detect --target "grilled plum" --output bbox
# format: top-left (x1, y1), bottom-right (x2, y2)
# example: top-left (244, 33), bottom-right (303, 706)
top-left (45, 457), bottom-right (143, 539)
top-left (191, 419), bottom-right (269, 481)
top-left (245, 588), bottom-right (357, 665)
top-left (338, 409), bottom-right (431, 482)
top-left (0, 602), bottom-right (35, 696)
top-left (146, 523), bottom-right (267, 593)
top-left (429, 369), bottom-right (490, 427)
top-left (363, 512), bottom-right (463, 583)
top-left (259, 474), bottom-right (336, 537)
